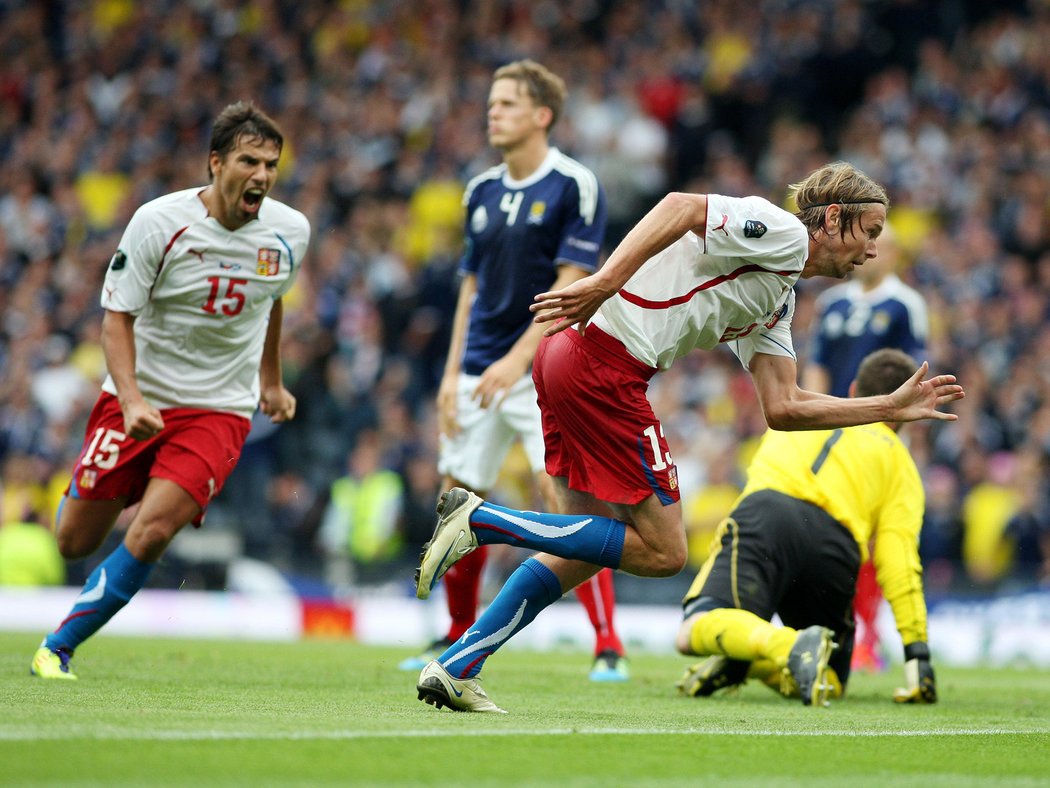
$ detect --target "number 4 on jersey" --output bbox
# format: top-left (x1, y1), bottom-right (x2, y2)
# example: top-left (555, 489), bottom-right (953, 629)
top-left (500, 191), bottom-right (524, 226)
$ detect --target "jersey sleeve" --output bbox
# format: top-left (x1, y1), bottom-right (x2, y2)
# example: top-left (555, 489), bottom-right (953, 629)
top-left (273, 211), bottom-right (311, 299)
top-left (729, 289), bottom-right (797, 368)
top-left (459, 185), bottom-right (482, 276)
top-left (871, 450), bottom-right (929, 646)
top-left (704, 194), bottom-right (807, 271)
top-left (894, 289), bottom-right (929, 360)
top-left (553, 176), bottom-right (606, 273)
top-left (100, 203), bottom-right (170, 314)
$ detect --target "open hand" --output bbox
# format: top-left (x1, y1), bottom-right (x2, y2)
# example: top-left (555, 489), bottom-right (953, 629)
top-left (530, 276), bottom-right (616, 337)
top-left (889, 361), bottom-right (965, 422)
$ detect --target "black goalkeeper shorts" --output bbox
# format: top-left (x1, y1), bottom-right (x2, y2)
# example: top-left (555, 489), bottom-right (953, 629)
top-left (682, 489), bottom-right (861, 681)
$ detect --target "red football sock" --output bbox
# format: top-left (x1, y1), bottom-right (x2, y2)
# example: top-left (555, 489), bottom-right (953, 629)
top-left (853, 559), bottom-right (882, 646)
top-left (442, 545), bottom-right (488, 641)
top-left (574, 568), bottom-right (624, 656)
top-left (852, 559), bottom-right (884, 670)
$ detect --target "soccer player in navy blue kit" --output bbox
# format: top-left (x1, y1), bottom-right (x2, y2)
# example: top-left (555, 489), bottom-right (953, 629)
top-left (803, 223), bottom-right (929, 673)
top-left (804, 224), bottom-right (927, 397)
top-left (401, 59), bottom-right (629, 682)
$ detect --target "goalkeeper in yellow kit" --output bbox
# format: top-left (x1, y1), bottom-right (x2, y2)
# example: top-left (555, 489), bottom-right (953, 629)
top-left (674, 348), bottom-right (938, 706)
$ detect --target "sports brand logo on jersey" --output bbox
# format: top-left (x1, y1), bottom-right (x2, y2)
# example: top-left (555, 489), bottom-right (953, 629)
top-left (471, 206), bottom-right (488, 233)
top-left (567, 236), bottom-right (599, 253)
top-left (526, 200), bottom-right (547, 225)
top-left (109, 251), bottom-right (127, 271)
top-left (712, 214), bottom-right (730, 236)
top-left (744, 220), bottom-right (767, 238)
top-left (256, 248), bottom-right (281, 276)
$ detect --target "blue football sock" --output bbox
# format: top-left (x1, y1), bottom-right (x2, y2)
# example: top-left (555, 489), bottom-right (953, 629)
top-left (438, 558), bottom-right (563, 679)
top-left (45, 542), bottom-right (154, 654)
top-left (469, 501), bottom-right (626, 568)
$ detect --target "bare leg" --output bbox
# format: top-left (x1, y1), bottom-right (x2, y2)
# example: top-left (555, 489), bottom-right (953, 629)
top-left (54, 497), bottom-right (127, 560)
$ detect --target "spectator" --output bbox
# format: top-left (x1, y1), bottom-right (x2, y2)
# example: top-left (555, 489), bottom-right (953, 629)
top-left (318, 430), bottom-right (405, 587)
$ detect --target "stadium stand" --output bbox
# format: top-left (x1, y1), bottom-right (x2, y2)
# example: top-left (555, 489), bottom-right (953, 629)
top-left (1, 0), bottom-right (1048, 603)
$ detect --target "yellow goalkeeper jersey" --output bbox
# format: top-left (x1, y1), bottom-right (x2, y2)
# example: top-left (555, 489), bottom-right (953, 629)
top-left (738, 423), bottom-right (928, 645)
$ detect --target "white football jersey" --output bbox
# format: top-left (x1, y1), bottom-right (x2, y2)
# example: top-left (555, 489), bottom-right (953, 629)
top-left (100, 187), bottom-right (310, 417)
top-left (590, 194), bottom-right (808, 370)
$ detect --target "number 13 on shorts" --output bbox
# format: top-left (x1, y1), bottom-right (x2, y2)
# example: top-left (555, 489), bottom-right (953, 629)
top-left (643, 424), bottom-right (674, 471)
top-left (640, 422), bottom-right (679, 500)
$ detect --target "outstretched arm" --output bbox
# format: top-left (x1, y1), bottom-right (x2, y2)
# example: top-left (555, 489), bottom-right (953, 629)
top-left (749, 353), bottom-right (964, 430)
top-left (531, 192), bottom-right (709, 336)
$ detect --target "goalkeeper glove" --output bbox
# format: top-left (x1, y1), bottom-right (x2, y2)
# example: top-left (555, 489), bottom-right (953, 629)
top-left (893, 641), bottom-right (937, 704)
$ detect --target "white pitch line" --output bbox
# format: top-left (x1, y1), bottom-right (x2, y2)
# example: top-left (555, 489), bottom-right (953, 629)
top-left (1, 727), bottom-right (1045, 741)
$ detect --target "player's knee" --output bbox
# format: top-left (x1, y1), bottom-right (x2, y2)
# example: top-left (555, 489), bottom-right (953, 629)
top-left (675, 612), bottom-right (705, 655)
top-left (55, 528), bottom-right (98, 560)
top-left (126, 518), bottom-right (179, 560)
top-left (652, 543), bottom-right (688, 577)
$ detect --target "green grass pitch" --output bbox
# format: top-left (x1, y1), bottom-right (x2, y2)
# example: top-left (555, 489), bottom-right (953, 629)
top-left (2, 631), bottom-right (1048, 786)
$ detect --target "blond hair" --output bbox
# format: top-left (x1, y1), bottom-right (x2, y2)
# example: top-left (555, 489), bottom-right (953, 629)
top-left (789, 162), bottom-right (889, 239)
top-left (492, 59), bottom-right (567, 130)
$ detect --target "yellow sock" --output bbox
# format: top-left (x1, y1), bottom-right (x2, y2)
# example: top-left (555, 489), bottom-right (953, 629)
top-left (748, 658), bottom-right (783, 691)
top-left (690, 608), bottom-right (798, 663)
top-left (749, 660), bottom-right (844, 699)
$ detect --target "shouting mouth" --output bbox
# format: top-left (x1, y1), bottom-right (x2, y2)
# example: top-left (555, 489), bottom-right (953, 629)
top-left (242, 188), bottom-right (265, 213)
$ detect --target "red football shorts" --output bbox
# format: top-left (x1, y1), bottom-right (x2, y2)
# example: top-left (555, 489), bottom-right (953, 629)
top-left (65, 393), bottom-right (252, 526)
top-left (533, 326), bottom-right (680, 506)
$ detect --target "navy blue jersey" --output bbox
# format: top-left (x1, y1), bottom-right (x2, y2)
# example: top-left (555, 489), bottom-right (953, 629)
top-left (459, 148), bottom-right (606, 375)
top-left (809, 275), bottom-right (928, 397)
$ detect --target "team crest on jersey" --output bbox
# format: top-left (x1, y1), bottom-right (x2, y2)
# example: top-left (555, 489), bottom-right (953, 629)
top-left (764, 302), bottom-right (789, 329)
top-left (80, 468), bottom-right (98, 489)
top-left (256, 248), bottom-right (281, 276)
top-left (667, 466), bottom-right (678, 491)
top-left (744, 220), bottom-right (767, 238)
top-left (109, 251), bottom-right (127, 271)
top-left (872, 311), bottom-right (891, 334)
top-left (471, 206), bottom-right (488, 233)
top-left (526, 201), bottom-right (546, 225)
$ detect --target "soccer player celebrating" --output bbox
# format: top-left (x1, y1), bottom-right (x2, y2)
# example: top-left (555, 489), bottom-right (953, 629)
top-left (413, 161), bottom-right (963, 712)
top-left (30, 102), bottom-right (310, 680)
top-left (401, 59), bottom-right (628, 682)
top-left (676, 349), bottom-right (938, 707)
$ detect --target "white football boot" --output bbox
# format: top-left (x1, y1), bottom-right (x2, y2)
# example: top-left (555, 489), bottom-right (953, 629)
top-left (414, 488), bottom-right (481, 600)
top-left (416, 660), bottom-right (506, 713)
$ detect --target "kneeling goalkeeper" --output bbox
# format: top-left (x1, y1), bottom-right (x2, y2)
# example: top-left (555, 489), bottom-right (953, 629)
top-left (675, 348), bottom-right (939, 707)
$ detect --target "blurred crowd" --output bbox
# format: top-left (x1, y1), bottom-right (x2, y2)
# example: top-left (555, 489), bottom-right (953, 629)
top-left (1, 0), bottom-right (1048, 597)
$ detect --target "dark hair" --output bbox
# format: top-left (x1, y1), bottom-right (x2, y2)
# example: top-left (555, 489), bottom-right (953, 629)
top-left (207, 101), bottom-right (284, 179)
top-left (854, 348), bottom-right (916, 398)
top-left (789, 161), bottom-right (889, 240)
top-left (492, 59), bottom-right (567, 131)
